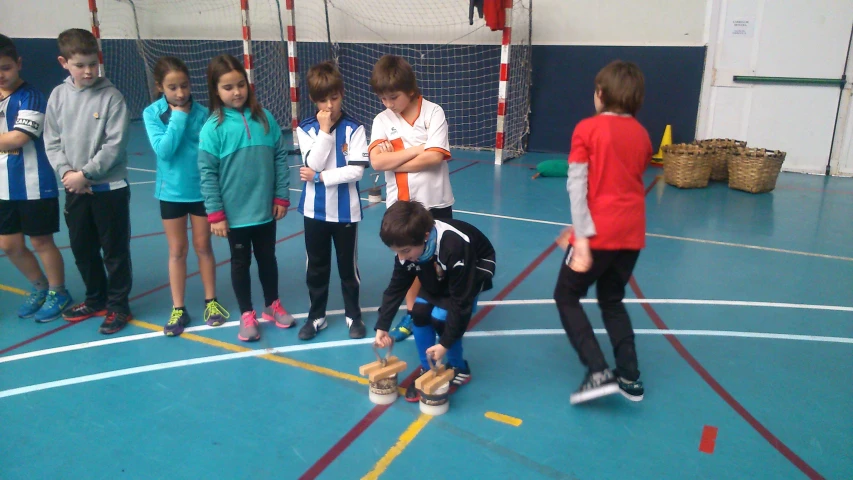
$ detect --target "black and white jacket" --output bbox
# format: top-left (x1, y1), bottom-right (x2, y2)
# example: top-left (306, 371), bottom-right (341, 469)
top-left (376, 219), bottom-right (496, 348)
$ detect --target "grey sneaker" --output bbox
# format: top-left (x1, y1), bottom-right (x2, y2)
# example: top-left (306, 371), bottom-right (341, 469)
top-left (237, 310), bottom-right (260, 342)
top-left (569, 369), bottom-right (619, 405)
top-left (298, 317), bottom-right (327, 340)
top-left (346, 317), bottom-right (366, 339)
top-left (262, 299), bottom-right (295, 328)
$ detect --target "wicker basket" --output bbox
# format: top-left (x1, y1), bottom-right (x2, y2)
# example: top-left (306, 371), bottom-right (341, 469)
top-left (696, 139), bottom-right (747, 181)
top-left (727, 148), bottom-right (786, 193)
top-left (662, 143), bottom-right (711, 188)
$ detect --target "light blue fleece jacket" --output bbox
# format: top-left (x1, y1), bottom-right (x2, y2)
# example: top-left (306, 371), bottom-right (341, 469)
top-left (143, 97), bottom-right (209, 202)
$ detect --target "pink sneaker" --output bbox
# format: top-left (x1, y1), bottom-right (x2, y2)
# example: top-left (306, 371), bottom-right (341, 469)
top-left (238, 310), bottom-right (260, 342)
top-left (263, 299), bottom-right (295, 328)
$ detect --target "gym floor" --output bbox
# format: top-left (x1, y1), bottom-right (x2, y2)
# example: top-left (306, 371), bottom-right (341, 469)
top-left (1, 122), bottom-right (850, 479)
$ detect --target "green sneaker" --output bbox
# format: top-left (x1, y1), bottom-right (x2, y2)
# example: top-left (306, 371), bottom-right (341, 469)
top-left (204, 300), bottom-right (230, 327)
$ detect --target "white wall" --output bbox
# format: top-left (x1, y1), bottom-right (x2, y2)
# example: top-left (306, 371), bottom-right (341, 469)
top-left (697, 0), bottom-right (853, 174)
top-left (1, 0), bottom-right (708, 46)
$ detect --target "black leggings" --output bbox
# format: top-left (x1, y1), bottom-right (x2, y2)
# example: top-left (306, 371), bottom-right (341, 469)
top-left (227, 221), bottom-right (278, 313)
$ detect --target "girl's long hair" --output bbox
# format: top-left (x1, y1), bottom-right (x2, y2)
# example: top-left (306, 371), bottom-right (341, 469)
top-left (206, 54), bottom-right (269, 133)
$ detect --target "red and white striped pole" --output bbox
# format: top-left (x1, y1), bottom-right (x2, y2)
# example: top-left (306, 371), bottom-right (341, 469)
top-left (494, 0), bottom-right (514, 165)
top-left (285, 0), bottom-right (300, 146)
top-left (240, 0), bottom-right (254, 89)
top-left (88, 0), bottom-right (105, 77)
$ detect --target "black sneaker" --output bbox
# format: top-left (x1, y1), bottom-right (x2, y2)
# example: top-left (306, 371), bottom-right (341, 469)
top-left (298, 317), bottom-right (327, 340)
top-left (449, 361), bottom-right (472, 394)
top-left (347, 317), bottom-right (366, 339)
top-left (404, 369), bottom-right (425, 403)
top-left (617, 376), bottom-right (644, 402)
top-left (569, 369), bottom-right (620, 405)
top-left (63, 302), bottom-right (107, 322)
top-left (100, 311), bottom-right (132, 335)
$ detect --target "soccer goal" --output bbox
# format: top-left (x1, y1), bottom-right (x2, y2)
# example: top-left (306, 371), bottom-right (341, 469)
top-left (90, 0), bottom-right (532, 163)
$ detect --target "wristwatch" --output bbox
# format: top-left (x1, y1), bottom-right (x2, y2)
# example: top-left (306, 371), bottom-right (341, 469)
top-left (82, 171), bottom-right (94, 181)
top-left (313, 172), bottom-right (321, 183)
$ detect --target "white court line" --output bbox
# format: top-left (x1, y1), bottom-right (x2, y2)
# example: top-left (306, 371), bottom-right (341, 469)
top-left (126, 170), bottom-right (852, 261)
top-left (130, 181), bottom-right (155, 185)
top-left (447, 209), bottom-right (853, 262)
top-left (128, 167), bottom-right (156, 173)
top-left (2, 299), bottom-right (852, 365)
top-left (2, 328), bottom-right (850, 399)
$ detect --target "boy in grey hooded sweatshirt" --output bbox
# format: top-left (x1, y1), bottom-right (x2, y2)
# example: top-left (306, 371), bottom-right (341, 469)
top-left (44, 28), bottom-right (133, 335)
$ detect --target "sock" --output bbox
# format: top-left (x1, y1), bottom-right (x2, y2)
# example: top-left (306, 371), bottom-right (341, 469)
top-left (174, 306), bottom-right (186, 311)
top-left (205, 298), bottom-right (217, 304)
top-left (32, 276), bottom-right (48, 292)
top-left (49, 284), bottom-right (68, 295)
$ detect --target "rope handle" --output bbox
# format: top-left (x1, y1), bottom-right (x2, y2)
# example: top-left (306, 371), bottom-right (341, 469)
top-left (372, 340), bottom-right (393, 367)
top-left (426, 353), bottom-right (445, 374)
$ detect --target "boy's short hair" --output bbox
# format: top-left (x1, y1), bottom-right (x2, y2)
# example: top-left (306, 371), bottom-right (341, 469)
top-left (57, 28), bottom-right (99, 60)
top-left (380, 201), bottom-right (434, 247)
top-left (0, 34), bottom-right (19, 61)
top-left (595, 60), bottom-right (645, 116)
top-left (370, 54), bottom-right (420, 98)
top-left (306, 61), bottom-right (344, 102)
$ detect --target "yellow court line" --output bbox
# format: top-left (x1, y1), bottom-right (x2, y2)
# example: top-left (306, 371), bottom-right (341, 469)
top-left (0, 283), bottom-right (29, 296)
top-left (5, 283), bottom-right (408, 394)
top-left (361, 413), bottom-right (433, 480)
top-left (485, 411), bottom-right (523, 427)
top-left (129, 319), bottom-right (370, 386)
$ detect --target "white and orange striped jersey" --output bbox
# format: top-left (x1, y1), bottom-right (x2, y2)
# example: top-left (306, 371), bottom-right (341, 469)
top-left (368, 97), bottom-right (454, 209)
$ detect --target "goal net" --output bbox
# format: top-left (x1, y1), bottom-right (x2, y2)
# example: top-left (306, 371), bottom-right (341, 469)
top-left (96, 0), bottom-right (292, 128)
top-left (93, 0), bottom-right (532, 161)
top-left (296, 0), bottom-right (532, 161)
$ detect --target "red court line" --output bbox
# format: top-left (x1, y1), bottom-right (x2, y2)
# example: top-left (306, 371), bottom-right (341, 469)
top-left (699, 425), bottom-right (719, 454)
top-left (0, 322), bottom-right (77, 356)
top-left (644, 175), bottom-right (661, 195)
top-left (628, 278), bottom-right (823, 479)
top-left (0, 160), bottom-right (479, 356)
top-left (632, 172), bottom-right (824, 478)
top-left (1, 229), bottom-right (308, 356)
top-left (0, 229), bottom-right (170, 259)
top-left (299, 240), bottom-right (560, 479)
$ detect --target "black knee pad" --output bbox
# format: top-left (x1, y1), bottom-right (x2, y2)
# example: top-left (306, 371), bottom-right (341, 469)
top-left (431, 318), bottom-right (445, 336)
top-left (410, 301), bottom-right (433, 327)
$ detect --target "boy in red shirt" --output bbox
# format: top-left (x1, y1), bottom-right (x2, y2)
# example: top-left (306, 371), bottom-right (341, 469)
top-left (555, 60), bottom-right (652, 405)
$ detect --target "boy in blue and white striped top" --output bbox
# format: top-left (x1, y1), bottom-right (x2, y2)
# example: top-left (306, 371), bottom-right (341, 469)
top-left (296, 61), bottom-right (369, 340)
top-left (0, 34), bottom-right (73, 323)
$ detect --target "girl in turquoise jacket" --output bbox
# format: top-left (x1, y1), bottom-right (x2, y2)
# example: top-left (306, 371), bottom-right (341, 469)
top-left (198, 54), bottom-right (295, 343)
top-left (143, 56), bottom-right (228, 337)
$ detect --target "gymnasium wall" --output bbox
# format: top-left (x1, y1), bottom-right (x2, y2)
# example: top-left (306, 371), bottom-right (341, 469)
top-left (2, 0), bottom-right (709, 154)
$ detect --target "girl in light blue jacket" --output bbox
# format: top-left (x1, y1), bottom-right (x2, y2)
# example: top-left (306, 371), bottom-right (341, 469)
top-left (143, 56), bottom-right (228, 337)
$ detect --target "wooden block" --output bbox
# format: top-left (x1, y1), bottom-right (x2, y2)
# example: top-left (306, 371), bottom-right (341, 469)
top-left (359, 356), bottom-right (400, 376)
top-left (368, 361), bottom-right (407, 382)
top-left (414, 367), bottom-right (455, 394)
top-left (359, 357), bottom-right (407, 382)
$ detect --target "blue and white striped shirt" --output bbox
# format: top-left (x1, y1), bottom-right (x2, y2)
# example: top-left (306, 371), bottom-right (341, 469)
top-left (296, 113), bottom-right (369, 223)
top-left (0, 82), bottom-right (58, 200)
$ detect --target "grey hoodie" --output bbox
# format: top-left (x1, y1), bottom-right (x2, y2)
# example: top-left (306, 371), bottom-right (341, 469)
top-left (44, 76), bottom-right (130, 187)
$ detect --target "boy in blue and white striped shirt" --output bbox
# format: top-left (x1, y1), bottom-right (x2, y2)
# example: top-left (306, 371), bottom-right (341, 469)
top-left (296, 61), bottom-right (369, 340)
top-left (0, 34), bottom-right (73, 323)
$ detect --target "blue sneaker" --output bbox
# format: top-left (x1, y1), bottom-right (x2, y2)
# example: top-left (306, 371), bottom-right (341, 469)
top-left (17, 289), bottom-right (48, 319)
top-left (389, 314), bottom-right (414, 342)
top-left (34, 290), bottom-right (73, 323)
